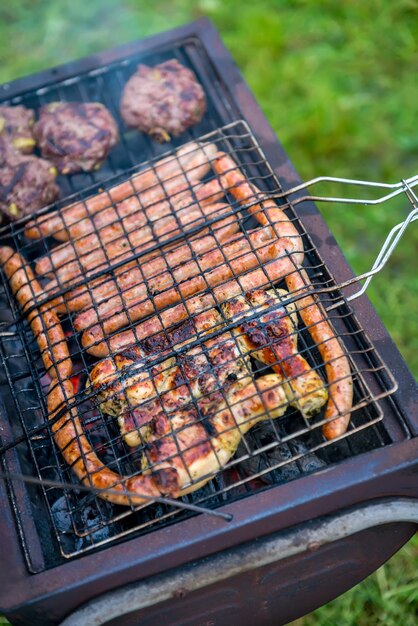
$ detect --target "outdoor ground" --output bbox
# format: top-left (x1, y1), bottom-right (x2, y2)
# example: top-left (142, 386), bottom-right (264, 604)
top-left (0, 1), bottom-right (417, 624)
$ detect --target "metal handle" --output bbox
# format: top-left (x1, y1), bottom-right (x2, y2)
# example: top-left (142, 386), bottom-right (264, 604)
top-left (277, 174), bottom-right (418, 308)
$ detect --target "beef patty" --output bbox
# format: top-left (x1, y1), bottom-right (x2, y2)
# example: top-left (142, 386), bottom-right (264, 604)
top-left (34, 102), bottom-right (119, 174)
top-left (0, 138), bottom-right (59, 222)
top-left (120, 59), bottom-right (206, 142)
top-left (0, 105), bottom-right (36, 154)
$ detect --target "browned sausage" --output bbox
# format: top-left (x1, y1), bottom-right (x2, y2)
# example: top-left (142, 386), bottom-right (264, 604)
top-left (213, 152), bottom-right (304, 265)
top-left (41, 194), bottom-right (236, 288)
top-left (80, 228), bottom-right (284, 343)
top-left (24, 141), bottom-right (218, 241)
top-left (34, 195), bottom-right (155, 276)
top-left (84, 239), bottom-right (296, 357)
top-left (285, 267), bottom-right (353, 439)
top-left (44, 203), bottom-right (238, 316)
top-left (35, 177), bottom-right (192, 268)
top-left (48, 378), bottom-right (178, 506)
top-left (73, 227), bottom-right (256, 331)
top-left (71, 224), bottom-right (239, 327)
top-left (0, 247), bottom-right (71, 380)
top-left (35, 178), bottom-right (225, 276)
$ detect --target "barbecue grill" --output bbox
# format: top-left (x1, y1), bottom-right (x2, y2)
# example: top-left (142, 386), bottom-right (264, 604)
top-left (0, 18), bottom-right (417, 626)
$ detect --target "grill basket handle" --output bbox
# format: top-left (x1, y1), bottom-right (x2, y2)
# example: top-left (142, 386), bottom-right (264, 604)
top-left (275, 174), bottom-right (418, 309)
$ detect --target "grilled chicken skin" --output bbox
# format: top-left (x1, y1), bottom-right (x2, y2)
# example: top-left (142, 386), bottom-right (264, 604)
top-left (88, 299), bottom-right (289, 497)
top-left (138, 374), bottom-right (288, 497)
top-left (86, 288), bottom-right (326, 501)
top-left (89, 306), bottom-right (251, 446)
top-left (222, 289), bottom-right (328, 418)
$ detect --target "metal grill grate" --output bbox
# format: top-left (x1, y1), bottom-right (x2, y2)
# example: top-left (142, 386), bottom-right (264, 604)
top-left (0, 120), bottom-right (399, 564)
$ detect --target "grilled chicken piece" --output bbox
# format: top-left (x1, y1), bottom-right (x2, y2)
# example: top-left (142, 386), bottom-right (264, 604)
top-left (88, 313), bottom-right (209, 418)
top-left (91, 310), bottom-right (287, 495)
top-left (125, 328), bottom-right (253, 448)
top-left (139, 373), bottom-right (288, 496)
top-left (89, 307), bottom-right (252, 447)
top-left (87, 288), bottom-right (326, 501)
top-left (222, 289), bottom-right (328, 418)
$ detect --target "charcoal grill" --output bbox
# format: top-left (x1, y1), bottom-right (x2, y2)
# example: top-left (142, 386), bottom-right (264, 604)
top-left (0, 18), bottom-right (417, 626)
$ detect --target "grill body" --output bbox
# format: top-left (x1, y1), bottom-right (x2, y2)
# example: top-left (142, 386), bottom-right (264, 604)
top-left (0, 18), bottom-right (416, 626)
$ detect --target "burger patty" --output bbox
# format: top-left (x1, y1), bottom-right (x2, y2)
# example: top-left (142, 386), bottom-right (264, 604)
top-left (120, 59), bottom-right (206, 142)
top-left (0, 138), bottom-right (59, 222)
top-left (34, 102), bottom-right (119, 174)
top-left (0, 105), bottom-right (36, 154)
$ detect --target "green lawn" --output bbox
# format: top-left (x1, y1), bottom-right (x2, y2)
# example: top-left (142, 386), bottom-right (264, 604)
top-left (0, 1), bottom-right (417, 624)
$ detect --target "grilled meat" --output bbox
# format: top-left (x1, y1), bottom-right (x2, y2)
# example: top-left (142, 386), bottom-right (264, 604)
top-left (24, 141), bottom-right (217, 241)
top-left (81, 230), bottom-right (295, 355)
top-left (34, 102), bottom-right (119, 174)
top-left (285, 268), bottom-right (353, 439)
top-left (0, 138), bottom-right (59, 221)
top-left (0, 246), bottom-right (324, 506)
top-left (34, 177), bottom-right (224, 277)
top-left (0, 105), bottom-right (36, 154)
top-left (87, 287), bottom-right (328, 497)
top-left (88, 293), bottom-right (288, 497)
top-left (89, 307), bottom-right (251, 447)
top-left (222, 289), bottom-right (328, 417)
top-left (120, 59), bottom-right (206, 142)
top-left (136, 373), bottom-right (288, 496)
top-left (48, 372), bottom-right (288, 506)
top-left (90, 286), bottom-right (327, 451)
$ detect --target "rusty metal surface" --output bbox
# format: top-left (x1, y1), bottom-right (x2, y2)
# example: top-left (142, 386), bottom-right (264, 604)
top-left (99, 522), bottom-right (417, 626)
top-left (0, 17), bottom-right (417, 626)
top-left (59, 498), bottom-right (418, 626)
top-left (2, 437), bottom-right (418, 625)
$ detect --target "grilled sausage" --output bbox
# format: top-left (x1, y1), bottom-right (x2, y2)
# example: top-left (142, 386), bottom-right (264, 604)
top-left (24, 141), bottom-right (217, 241)
top-left (72, 225), bottom-right (269, 329)
top-left (80, 229), bottom-right (290, 350)
top-left (35, 195), bottom-right (162, 276)
top-left (84, 240), bottom-right (296, 357)
top-left (71, 225), bottom-right (238, 327)
top-left (285, 267), bottom-right (353, 439)
top-left (213, 152), bottom-right (304, 265)
top-left (0, 247), bottom-right (71, 380)
top-left (44, 209), bottom-right (238, 315)
top-left (35, 178), bottom-right (225, 276)
top-left (48, 379), bottom-right (172, 506)
top-left (41, 195), bottom-right (235, 288)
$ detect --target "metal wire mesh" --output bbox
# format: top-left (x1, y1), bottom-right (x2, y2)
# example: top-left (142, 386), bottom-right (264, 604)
top-left (0, 119), bottom-right (399, 563)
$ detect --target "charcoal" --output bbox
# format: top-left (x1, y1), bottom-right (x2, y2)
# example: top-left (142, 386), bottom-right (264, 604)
top-left (238, 423), bottom-right (326, 485)
top-left (51, 496), bottom-right (83, 553)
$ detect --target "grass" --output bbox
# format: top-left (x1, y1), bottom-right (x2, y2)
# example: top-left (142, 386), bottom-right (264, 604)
top-left (0, 1), bottom-right (417, 624)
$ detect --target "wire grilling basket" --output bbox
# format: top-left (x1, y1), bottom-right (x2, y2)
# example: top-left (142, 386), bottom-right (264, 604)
top-left (0, 119), bottom-right (415, 562)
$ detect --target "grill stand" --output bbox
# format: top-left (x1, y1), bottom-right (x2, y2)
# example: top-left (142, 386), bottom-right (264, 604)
top-left (60, 498), bottom-right (418, 626)
top-left (0, 17), bottom-right (417, 626)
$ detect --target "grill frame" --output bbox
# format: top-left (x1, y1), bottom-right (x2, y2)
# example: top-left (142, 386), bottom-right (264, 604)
top-left (0, 119), bottom-right (401, 564)
top-left (0, 17), bottom-right (417, 625)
